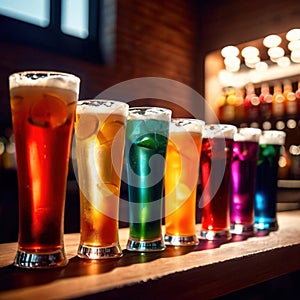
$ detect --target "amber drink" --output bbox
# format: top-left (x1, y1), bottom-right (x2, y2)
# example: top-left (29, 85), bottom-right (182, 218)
top-left (75, 100), bottom-right (128, 259)
top-left (9, 71), bottom-right (80, 268)
top-left (164, 118), bottom-right (204, 246)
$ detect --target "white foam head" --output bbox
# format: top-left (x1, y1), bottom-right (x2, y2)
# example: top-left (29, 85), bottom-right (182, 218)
top-left (203, 124), bottom-right (237, 139)
top-left (77, 99), bottom-right (129, 115)
top-left (259, 130), bottom-right (286, 145)
top-left (9, 71), bottom-right (80, 94)
top-left (128, 107), bottom-right (172, 121)
top-left (234, 127), bottom-right (261, 142)
top-left (169, 118), bottom-right (205, 133)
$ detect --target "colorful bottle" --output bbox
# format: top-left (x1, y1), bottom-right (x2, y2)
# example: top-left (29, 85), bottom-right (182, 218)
top-left (217, 87), bottom-right (235, 122)
top-left (244, 83), bottom-right (259, 120)
top-left (272, 81), bottom-right (285, 117)
top-left (283, 80), bottom-right (297, 116)
top-left (259, 83), bottom-right (273, 119)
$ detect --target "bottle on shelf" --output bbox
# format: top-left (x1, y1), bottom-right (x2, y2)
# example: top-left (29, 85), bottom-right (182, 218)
top-left (272, 81), bottom-right (285, 117)
top-left (259, 82), bottom-right (273, 129)
top-left (244, 83), bottom-right (260, 122)
top-left (295, 79), bottom-right (300, 117)
top-left (217, 86), bottom-right (235, 122)
top-left (234, 87), bottom-right (245, 120)
top-left (283, 79), bottom-right (297, 117)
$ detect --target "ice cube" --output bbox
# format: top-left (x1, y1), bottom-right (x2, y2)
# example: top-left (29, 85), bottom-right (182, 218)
top-left (28, 94), bottom-right (68, 128)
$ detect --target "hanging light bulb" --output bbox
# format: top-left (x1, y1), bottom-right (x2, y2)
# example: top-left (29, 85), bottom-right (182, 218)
top-left (221, 45), bottom-right (239, 58)
top-left (286, 28), bottom-right (300, 41)
top-left (245, 56), bottom-right (260, 68)
top-left (268, 46), bottom-right (285, 60)
top-left (277, 56), bottom-right (291, 67)
top-left (255, 61), bottom-right (268, 72)
top-left (241, 46), bottom-right (259, 58)
top-left (291, 49), bottom-right (300, 63)
top-left (224, 56), bottom-right (240, 72)
top-left (263, 34), bottom-right (282, 48)
top-left (288, 40), bottom-right (300, 51)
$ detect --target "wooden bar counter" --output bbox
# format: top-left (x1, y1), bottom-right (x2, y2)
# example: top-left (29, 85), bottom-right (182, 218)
top-left (1, 210), bottom-right (300, 299)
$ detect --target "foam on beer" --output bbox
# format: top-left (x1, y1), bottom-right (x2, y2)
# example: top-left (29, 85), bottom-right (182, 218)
top-left (169, 118), bottom-right (205, 133)
top-left (234, 128), bottom-right (261, 142)
top-left (202, 124), bottom-right (237, 139)
top-left (128, 107), bottom-right (172, 121)
top-left (259, 130), bottom-right (286, 145)
top-left (77, 99), bottom-right (129, 115)
top-left (9, 71), bottom-right (80, 95)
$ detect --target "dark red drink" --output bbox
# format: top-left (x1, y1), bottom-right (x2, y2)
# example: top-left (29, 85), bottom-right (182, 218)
top-left (199, 124), bottom-right (236, 241)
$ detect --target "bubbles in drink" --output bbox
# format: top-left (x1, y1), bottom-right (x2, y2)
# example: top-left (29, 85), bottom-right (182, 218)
top-left (28, 94), bottom-right (68, 128)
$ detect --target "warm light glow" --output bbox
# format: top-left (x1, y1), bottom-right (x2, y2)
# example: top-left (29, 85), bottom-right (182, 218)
top-left (277, 56), bottom-right (291, 67)
top-left (291, 50), bottom-right (300, 63)
top-left (263, 34), bottom-right (282, 48)
top-left (268, 46), bottom-right (284, 59)
top-left (221, 45), bottom-right (239, 58)
top-left (241, 46), bottom-right (259, 58)
top-left (245, 56), bottom-right (260, 68)
top-left (286, 28), bottom-right (300, 41)
top-left (288, 40), bottom-right (300, 51)
top-left (224, 56), bottom-right (240, 72)
top-left (255, 61), bottom-right (268, 71)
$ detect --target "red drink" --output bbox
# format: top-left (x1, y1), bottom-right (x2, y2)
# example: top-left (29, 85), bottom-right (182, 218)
top-left (200, 124), bottom-right (236, 241)
top-left (9, 71), bottom-right (80, 268)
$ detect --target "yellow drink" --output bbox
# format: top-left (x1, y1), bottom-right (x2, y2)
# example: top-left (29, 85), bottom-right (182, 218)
top-left (75, 100), bottom-right (128, 259)
top-left (164, 119), bottom-right (204, 246)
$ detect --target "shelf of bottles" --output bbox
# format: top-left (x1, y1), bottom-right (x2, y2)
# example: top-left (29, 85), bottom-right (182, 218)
top-left (216, 78), bottom-right (300, 180)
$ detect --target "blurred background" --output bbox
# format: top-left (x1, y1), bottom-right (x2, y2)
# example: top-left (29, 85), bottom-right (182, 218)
top-left (0, 0), bottom-right (299, 244)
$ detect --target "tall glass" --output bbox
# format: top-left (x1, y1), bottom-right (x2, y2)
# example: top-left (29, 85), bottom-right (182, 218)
top-left (200, 124), bottom-right (237, 241)
top-left (230, 128), bottom-right (261, 235)
top-left (254, 130), bottom-right (286, 231)
top-left (75, 100), bottom-right (128, 259)
top-left (125, 107), bottom-right (171, 252)
top-left (9, 71), bottom-right (80, 268)
top-left (164, 118), bottom-right (204, 246)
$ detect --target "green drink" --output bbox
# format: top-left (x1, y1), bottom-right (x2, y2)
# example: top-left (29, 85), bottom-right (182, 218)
top-left (125, 107), bottom-right (171, 252)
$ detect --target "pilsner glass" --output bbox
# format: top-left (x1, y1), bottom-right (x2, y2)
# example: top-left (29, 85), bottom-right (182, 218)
top-left (9, 71), bottom-right (80, 268)
top-left (125, 107), bottom-right (171, 252)
top-left (200, 124), bottom-right (237, 241)
top-left (75, 99), bottom-right (128, 259)
top-left (230, 127), bottom-right (261, 235)
top-left (255, 130), bottom-right (286, 231)
top-left (164, 118), bottom-right (204, 246)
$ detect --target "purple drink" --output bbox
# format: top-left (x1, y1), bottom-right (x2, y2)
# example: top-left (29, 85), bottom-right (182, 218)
top-left (230, 128), bottom-right (261, 235)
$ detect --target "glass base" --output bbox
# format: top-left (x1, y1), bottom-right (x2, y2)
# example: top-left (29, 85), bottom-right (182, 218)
top-left (254, 220), bottom-right (278, 231)
top-left (77, 243), bottom-right (123, 259)
top-left (164, 234), bottom-right (199, 246)
top-left (230, 223), bottom-right (257, 236)
top-left (126, 236), bottom-right (165, 252)
top-left (199, 229), bottom-right (232, 241)
top-left (14, 248), bottom-right (68, 268)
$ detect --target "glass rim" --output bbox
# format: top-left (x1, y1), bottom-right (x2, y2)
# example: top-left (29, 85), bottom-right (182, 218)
top-left (202, 123), bottom-right (237, 139)
top-left (76, 99), bottom-right (129, 114)
top-left (128, 106), bottom-right (172, 121)
top-left (9, 70), bottom-right (80, 93)
top-left (259, 130), bottom-right (286, 145)
top-left (169, 118), bottom-right (205, 133)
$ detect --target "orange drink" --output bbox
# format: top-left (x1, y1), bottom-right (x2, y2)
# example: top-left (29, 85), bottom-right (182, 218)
top-left (164, 119), bottom-right (204, 246)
